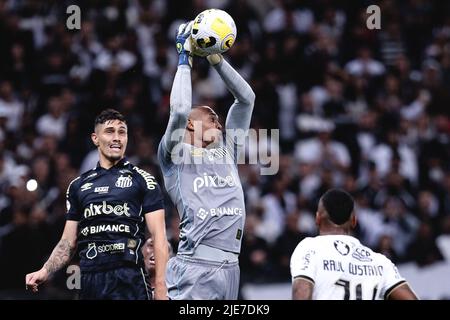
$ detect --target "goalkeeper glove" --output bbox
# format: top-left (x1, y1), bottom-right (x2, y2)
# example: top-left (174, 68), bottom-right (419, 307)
top-left (176, 21), bottom-right (194, 67)
top-left (206, 53), bottom-right (223, 66)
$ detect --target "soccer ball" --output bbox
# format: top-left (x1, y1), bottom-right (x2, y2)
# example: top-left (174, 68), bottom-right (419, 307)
top-left (191, 9), bottom-right (237, 56)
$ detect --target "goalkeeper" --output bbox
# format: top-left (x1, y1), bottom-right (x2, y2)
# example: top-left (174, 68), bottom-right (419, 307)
top-left (158, 22), bottom-right (255, 300)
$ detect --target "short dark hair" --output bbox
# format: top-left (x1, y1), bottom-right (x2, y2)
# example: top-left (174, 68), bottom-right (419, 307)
top-left (321, 189), bottom-right (354, 225)
top-left (94, 109), bottom-right (126, 128)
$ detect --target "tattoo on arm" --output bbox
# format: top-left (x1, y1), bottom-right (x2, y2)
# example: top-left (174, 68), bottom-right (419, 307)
top-left (43, 239), bottom-right (76, 275)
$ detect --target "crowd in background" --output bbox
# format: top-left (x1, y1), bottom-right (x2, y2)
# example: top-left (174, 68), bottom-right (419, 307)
top-left (0, 0), bottom-right (450, 299)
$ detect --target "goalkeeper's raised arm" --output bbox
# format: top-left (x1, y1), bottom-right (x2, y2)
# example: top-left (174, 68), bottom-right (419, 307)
top-left (207, 54), bottom-right (255, 132)
top-left (158, 22), bottom-right (193, 169)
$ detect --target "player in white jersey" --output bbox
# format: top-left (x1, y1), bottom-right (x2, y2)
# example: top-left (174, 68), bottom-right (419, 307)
top-left (290, 189), bottom-right (418, 300)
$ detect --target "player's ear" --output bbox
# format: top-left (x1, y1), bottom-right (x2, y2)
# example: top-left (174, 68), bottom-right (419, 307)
top-left (187, 118), bottom-right (194, 132)
top-left (315, 211), bottom-right (321, 226)
top-left (91, 132), bottom-right (99, 147)
top-left (350, 213), bottom-right (357, 228)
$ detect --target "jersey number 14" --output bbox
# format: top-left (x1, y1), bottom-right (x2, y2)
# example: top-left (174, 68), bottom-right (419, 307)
top-left (335, 279), bottom-right (379, 300)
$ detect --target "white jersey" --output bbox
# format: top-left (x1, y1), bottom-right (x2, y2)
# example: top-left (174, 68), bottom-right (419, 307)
top-left (290, 235), bottom-right (406, 300)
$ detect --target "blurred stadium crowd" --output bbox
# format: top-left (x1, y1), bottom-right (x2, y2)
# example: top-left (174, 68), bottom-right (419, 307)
top-left (0, 0), bottom-right (450, 299)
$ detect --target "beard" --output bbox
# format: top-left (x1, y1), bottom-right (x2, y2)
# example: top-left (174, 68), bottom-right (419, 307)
top-left (107, 154), bottom-right (122, 161)
top-left (102, 150), bottom-right (123, 162)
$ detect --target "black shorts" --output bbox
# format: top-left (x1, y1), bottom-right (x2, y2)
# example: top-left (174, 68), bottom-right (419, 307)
top-left (80, 266), bottom-right (151, 300)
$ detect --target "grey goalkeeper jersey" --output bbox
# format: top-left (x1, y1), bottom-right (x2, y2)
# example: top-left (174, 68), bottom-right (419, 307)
top-left (158, 59), bottom-right (255, 255)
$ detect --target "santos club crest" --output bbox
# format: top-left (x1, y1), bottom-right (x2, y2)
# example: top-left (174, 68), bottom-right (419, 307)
top-left (115, 175), bottom-right (133, 188)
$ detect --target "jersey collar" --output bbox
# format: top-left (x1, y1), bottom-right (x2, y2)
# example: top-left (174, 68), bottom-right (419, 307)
top-left (95, 157), bottom-right (130, 170)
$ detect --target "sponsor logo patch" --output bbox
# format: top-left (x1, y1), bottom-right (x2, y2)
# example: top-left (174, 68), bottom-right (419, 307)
top-left (352, 247), bottom-right (373, 262)
top-left (94, 186), bottom-right (109, 194)
top-left (84, 201), bottom-right (130, 218)
top-left (196, 207), bottom-right (243, 220)
top-left (133, 166), bottom-right (157, 190)
top-left (80, 183), bottom-right (93, 192)
top-left (193, 172), bottom-right (238, 192)
top-left (86, 243), bottom-right (97, 259)
top-left (85, 242), bottom-right (125, 259)
top-left (80, 224), bottom-right (131, 236)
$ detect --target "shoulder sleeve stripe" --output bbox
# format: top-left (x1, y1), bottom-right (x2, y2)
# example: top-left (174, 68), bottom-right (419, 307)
top-left (384, 280), bottom-right (406, 300)
top-left (293, 275), bottom-right (315, 284)
top-left (65, 176), bottom-right (81, 197)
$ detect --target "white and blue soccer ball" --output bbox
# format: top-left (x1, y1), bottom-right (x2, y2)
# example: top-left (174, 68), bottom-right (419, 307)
top-left (191, 9), bottom-right (237, 56)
